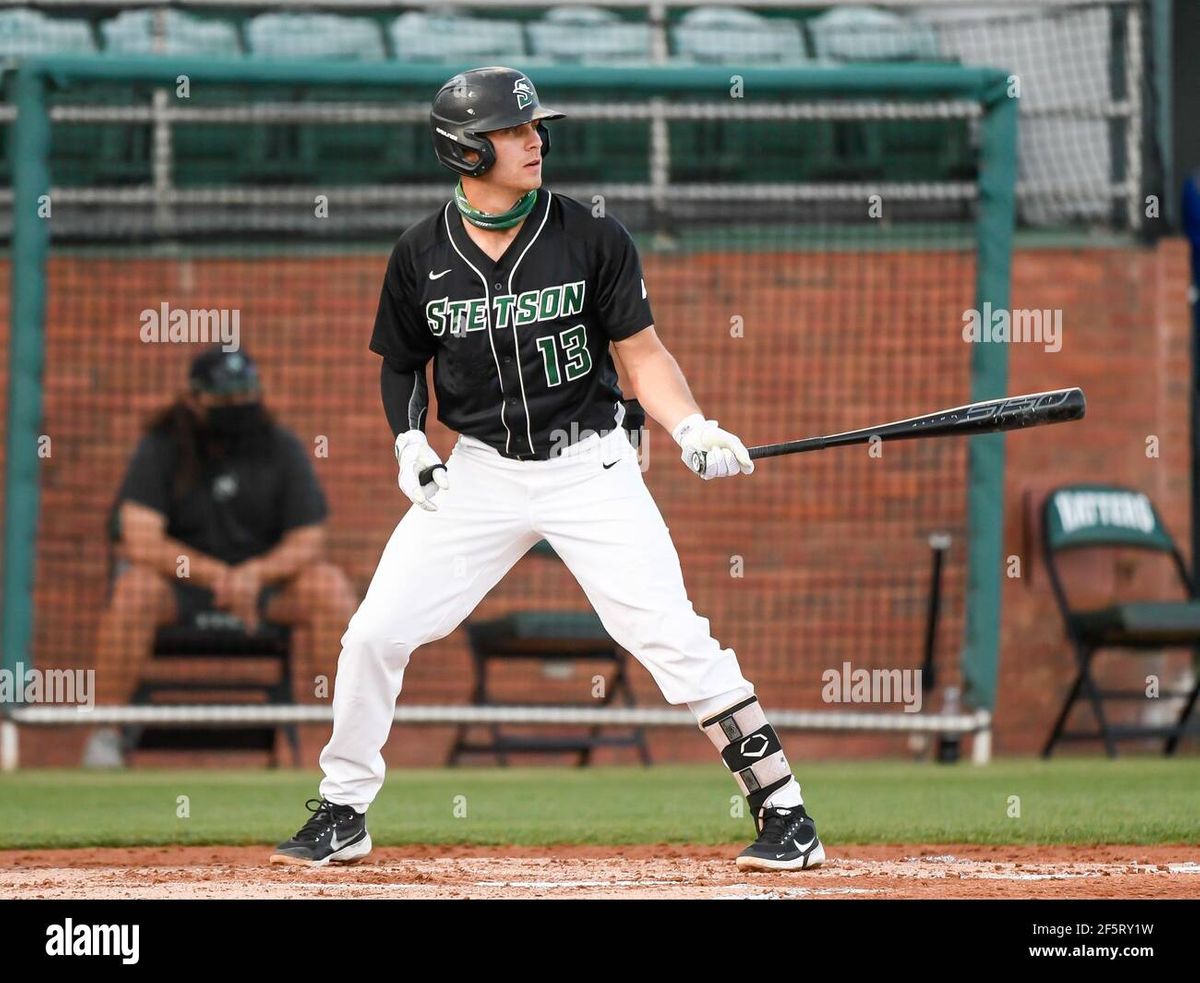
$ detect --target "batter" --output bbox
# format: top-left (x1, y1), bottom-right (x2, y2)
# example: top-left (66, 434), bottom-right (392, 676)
top-left (271, 67), bottom-right (825, 872)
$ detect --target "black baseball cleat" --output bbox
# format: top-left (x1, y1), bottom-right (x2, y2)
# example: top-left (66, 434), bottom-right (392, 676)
top-left (270, 797), bottom-right (372, 867)
top-left (736, 804), bottom-right (826, 871)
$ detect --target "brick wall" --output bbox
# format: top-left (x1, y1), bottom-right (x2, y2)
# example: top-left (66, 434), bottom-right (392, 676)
top-left (1, 237), bottom-right (1192, 766)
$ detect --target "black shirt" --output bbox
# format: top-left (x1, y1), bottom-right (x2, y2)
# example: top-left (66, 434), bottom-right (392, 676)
top-left (369, 188), bottom-right (654, 460)
top-left (110, 424), bottom-right (328, 566)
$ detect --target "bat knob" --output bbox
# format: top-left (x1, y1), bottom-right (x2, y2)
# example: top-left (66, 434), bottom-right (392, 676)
top-left (418, 463), bottom-right (446, 487)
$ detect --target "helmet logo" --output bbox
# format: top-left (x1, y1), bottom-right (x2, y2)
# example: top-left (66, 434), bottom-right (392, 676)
top-left (513, 77), bottom-right (534, 110)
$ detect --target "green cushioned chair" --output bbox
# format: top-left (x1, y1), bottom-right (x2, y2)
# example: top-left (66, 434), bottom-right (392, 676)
top-left (527, 6), bottom-right (651, 64)
top-left (806, 7), bottom-right (939, 63)
top-left (805, 8), bottom-right (967, 184)
top-left (1041, 484), bottom-right (1200, 757)
top-left (100, 8), bottom-right (240, 56)
top-left (241, 14), bottom-right (391, 186)
top-left (244, 12), bottom-right (386, 60)
top-left (0, 9), bottom-right (98, 187)
top-left (389, 12), bottom-right (526, 63)
top-left (671, 7), bottom-right (807, 64)
top-left (93, 10), bottom-right (240, 186)
top-left (0, 8), bottom-right (96, 55)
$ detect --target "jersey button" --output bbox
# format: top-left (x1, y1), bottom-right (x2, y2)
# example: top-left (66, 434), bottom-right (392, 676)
top-left (503, 355), bottom-right (513, 363)
top-left (493, 281), bottom-right (503, 290)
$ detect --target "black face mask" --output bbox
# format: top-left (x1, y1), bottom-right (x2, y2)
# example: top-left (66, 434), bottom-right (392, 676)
top-left (204, 402), bottom-right (267, 443)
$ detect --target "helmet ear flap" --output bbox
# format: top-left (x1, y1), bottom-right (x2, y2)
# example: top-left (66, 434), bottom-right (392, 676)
top-left (436, 128), bottom-right (496, 177)
top-left (461, 132), bottom-right (496, 177)
top-left (536, 121), bottom-right (551, 159)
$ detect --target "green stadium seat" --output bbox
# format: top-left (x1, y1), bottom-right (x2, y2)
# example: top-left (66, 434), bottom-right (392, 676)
top-left (527, 6), bottom-right (651, 64)
top-left (668, 9), bottom-right (808, 183)
top-left (671, 7), bottom-right (807, 64)
top-left (389, 12), bottom-right (526, 62)
top-left (804, 10), bottom-right (961, 183)
top-left (93, 12), bottom-right (238, 186)
top-left (100, 8), bottom-right (241, 56)
top-left (0, 8), bottom-right (96, 55)
top-left (0, 10), bottom-right (96, 187)
top-left (807, 7), bottom-right (940, 62)
top-left (241, 15), bottom-right (389, 185)
top-left (244, 12), bottom-right (386, 61)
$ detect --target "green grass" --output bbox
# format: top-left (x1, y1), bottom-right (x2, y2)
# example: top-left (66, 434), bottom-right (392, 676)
top-left (0, 758), bottom-right (1197, 850)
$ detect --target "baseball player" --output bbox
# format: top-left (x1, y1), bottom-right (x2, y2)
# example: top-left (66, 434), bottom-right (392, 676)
top-left (271, 67), bottom-right (824, 872)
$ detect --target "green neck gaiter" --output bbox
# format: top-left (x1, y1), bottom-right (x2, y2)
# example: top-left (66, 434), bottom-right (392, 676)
top-left (454, 179), bottom-right (537, 230)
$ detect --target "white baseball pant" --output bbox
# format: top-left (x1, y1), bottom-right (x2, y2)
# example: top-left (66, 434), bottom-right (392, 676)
top-left (318, 423), bottom-right (770, 812)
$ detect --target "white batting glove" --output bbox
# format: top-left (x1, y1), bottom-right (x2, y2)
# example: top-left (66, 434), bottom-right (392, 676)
top-left (394, 430), bottom-right (449, 511)
top-left (671, 413), bottom-right (754, 479)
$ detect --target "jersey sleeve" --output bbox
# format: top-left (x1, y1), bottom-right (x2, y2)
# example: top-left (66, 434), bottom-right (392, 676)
top-left (114, 432), bottom-right (174, 519)
top-left (369, 241), bottom-right (437, 372)
top-left (593, 217), bottom-right (654, 342)
top-left (276, 430), bottom-right (329, 532)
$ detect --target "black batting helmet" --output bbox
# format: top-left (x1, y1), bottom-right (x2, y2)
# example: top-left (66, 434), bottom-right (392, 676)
top-left (430, 66), bottom-right (565, 178)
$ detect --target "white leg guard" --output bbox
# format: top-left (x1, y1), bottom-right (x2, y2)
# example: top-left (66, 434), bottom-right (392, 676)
top-left (698, 695), bottom-right (799, 832)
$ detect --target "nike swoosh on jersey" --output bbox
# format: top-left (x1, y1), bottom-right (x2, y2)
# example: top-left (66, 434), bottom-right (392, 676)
top-left (429, 269), bottom-right (452, 280)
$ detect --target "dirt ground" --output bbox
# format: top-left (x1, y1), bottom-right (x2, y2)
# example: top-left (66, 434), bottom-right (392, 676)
top-left (2, 843), bottom-right (1198, 899)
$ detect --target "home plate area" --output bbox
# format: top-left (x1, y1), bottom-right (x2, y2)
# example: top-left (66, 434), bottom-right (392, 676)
top-left (1, 845), bottom-right (1197, 899)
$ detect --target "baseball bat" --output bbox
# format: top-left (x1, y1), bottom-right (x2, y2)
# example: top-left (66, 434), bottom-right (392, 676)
top-left (417, 387), bottom-right (1085, 484)
top-left (418, 462), bottom-right (447, 487)
top-left (690, 386), bottom-right (1085, 474)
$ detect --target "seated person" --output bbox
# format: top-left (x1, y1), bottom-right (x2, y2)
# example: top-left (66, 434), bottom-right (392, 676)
top-left (83, 347), bottom-right (354, 767)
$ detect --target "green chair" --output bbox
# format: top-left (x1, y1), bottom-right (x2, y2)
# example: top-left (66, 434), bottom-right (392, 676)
top-left (0, 9), bottom-right (98, 187)
top-left (244, 12), bottom-right (385, 60)
top-left (806, 8), bottom-right (959, 182)
top-left (1041, 484), bottom-right (1200, 758)
top-left (671, 7), bottom-right (807, 64)
top-left (0, 8), bottom-right (96, 55)
top-left (806, 7), bottom-right (939, 63)
top-left (96, 10), bottom-right (240, 186)
top-left (527, 6), bottom-right (651, 64)
top-left (100, 8), bottom-right (240, 56)
top-left (243, 15), bottom-right (389, 185)
top-left (389, 12), bottom-right (526, 63)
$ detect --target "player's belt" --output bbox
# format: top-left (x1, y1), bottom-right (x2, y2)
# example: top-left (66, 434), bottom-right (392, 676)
top-left (463, 399), bottom-right (644, 462)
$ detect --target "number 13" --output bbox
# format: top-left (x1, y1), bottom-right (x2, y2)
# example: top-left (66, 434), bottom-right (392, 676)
top-left (535, 323), bottom-right (592, 386)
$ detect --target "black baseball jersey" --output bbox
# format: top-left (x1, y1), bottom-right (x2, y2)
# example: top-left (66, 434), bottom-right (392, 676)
top-left (369, 188), bottom-right (654, 460)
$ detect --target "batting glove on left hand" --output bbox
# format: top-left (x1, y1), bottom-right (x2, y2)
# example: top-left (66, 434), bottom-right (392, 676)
top-left (672, 413), bottom-right (754, 479)
top-left (395, 430), bottom-right (449, 511)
